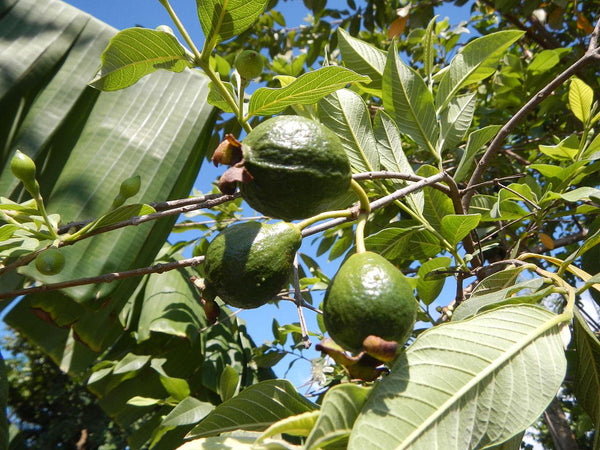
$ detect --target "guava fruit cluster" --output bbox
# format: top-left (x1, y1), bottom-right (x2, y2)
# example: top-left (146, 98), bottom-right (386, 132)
top-left (208, 116), bottom-right (416, 357)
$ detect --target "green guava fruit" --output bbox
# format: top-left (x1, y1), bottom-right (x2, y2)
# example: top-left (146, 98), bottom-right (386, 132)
top-left (35, 248), bottom-right (65, 276)
top-left (216, 115), bottom-right (352, 221)
top-left (234, 50), bottom-right (264, 80)
top-left (10, 150), bottom-right (38, 193)
top-left (203, 221), bottom-right (302, 309)
top-left (322, 251), bottom-right (417, 353)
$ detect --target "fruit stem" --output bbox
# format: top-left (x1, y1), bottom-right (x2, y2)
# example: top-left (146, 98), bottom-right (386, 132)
top-left (350, 179), bottom-right (370, 215)
top-left (350, 179), bottom-right (370, 254)
top-left (34, 191), bottom-right (59, 240)
top-left (296, 209), bottom-right (354, 231)
top-left (158, 0), bottom-right (203, 63)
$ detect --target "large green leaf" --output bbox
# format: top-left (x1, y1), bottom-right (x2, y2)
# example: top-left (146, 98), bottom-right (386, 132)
top-left (437, 93), bottom-right (476, 152)
top-left (89, 28), bottom-right (195, 91)
top-left (186, 379), bottom-right (318, 438)
top-left (373, 110), bottom-right (423, 212)
top-left (435, 30), bottom-right (524, 111)
top-left (248, 66), bottom-right (369, 117)
top-left (350, 305), bottom-right (568, 449)
top-left (569, 77), bottom-right (593, 124)
top-left (196, 0), bottom-right (269, 45)
top-left (1, 0), bottom-right (215, 379)
top-left (304, 383), bottom-right (370, 450)
top-left (365, 225), bottom-right (443, 262)
top-left (318, 89), bottom-right (379, 173)
top-left (383, 41), bottom-right (438, 156)
top-left (574, 311), bottom-right (600, 428)
top-left (337, 28), bottom-right (386, 91)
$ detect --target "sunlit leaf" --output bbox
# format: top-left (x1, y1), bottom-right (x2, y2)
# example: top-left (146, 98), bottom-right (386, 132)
top-left (436, 30), bottom-right (524, 111)
top-left (318, 89), bottom-right (379, 172)
top-left (438, 93), bottom-right (476, 152)
top-left (248, 67), bottom-right (369, 117)
top-left (569, 77), bottom-right (594, 124)
top-left (350, 305), bottom-right (567, 449)
top-left (90, 28), bottom-right (194, 91)
top-left (337, 28), bottom-right (386, 90)
top-left (160, 397), bottom-right (215, 428)
top-left (257, 410), bottom-right (320, 442)
top-left (197, 0), bottom-right (269, 45)
top-left (440, 213), bottom-right (480, 247)
top-left (383, 41), bottom-right (438, 156)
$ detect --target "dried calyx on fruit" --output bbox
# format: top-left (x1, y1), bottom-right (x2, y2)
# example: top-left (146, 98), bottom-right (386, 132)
top-left (213, 115), bottom-right (352, 221)
top-left (202, 221), bottom-right (302, 309)
top-left (322, 251), bottom-right (417, 354)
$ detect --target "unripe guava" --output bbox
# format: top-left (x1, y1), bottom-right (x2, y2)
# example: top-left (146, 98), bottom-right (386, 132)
top-left (203, 221), bottom-right (302, 308)
top-left (323, 251), bottom-right (417, 353)
top-left (35, 248), bottom-right (65, 276)
top-left (234, 50), bottom-right (264, 80)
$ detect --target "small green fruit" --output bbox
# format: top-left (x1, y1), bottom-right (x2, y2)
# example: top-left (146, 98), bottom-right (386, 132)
top-left (35, 248), bottom-right (65, 276)
top-left (119, 175), bottom-right (141, 198)
top-left (220, 115), bottom-right (352, 221)
top-left (203, 221), bottom-right (302, 309)
top-left (10, 150), bottom-right (38, 193)
top-left (322, 251), bottom-right (417, 353)
top-left (234, 50), bottom-right (264, 80)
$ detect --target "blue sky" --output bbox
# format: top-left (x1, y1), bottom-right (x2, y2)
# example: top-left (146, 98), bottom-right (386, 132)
top-left (62, 0), bottom-right (469, 386)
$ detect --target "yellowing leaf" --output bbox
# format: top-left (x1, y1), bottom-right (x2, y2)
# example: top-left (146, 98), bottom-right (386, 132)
top-left (569, 77), bottom-right (594, 123)
top-left (539, 233), bottom-right (555, 250)
top-left (388, 16), bottom-right (408, 39)
top-left (577, 13), bottom-right (594, 34)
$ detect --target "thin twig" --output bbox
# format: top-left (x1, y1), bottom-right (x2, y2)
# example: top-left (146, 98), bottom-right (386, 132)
top-left (302, 172), bottom-right (447, 238)
top-left (293, 253), bottom-right (311, 349)
top-left (0, 256), bottom-right (205, 300)
top-left (352, 171), bottom-right (451, 195)
top-left (464, 18), bottom-right (600, 208)
top-left (495, 181), bottom-right (541, 210)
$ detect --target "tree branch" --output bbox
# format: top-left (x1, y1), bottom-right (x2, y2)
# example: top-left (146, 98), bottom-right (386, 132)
top-left (463, 18), bottom-right (600, 209)
top-left (0, 256), bottom-right (205, 301)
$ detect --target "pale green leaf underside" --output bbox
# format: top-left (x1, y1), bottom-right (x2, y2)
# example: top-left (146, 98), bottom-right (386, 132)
top-left (257, 410), bottom-right (320, 442)
top-left (438, 93), bottom-right (476, 152)
top-left (248, 66), bottom-right (369, 117)
top-left (436, 30), bottom-right (524, 112)
top-left (197, 0), bottom-right (269, 44)
top-left (350, 305), bottom-right (567, 450)
top-left (374, 110), bottom-right (423, 213)
top-left (305, 383), bottom-right (370, 450)
top-left (160, 397), bottom-right (215, 428)
top-left (337, 28), bottom-right (386, 90)
top-left (90, 28), bottom-right (194, 91)
top-left (383, 42), bottom-right (438, 156)
top-left (186, 380), bottom-right (318, 438)
top-left (318, 89), bottom-right (379, 173)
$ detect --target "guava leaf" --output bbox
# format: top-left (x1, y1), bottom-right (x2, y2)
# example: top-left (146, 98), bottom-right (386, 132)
top-left (573, 311), bottom-right (600, 428)
top-left (305, 383), bottom-right (370, 450)
top-left (337, 28), bottom-right (386, 90)
top-left (186, 379), bottom-right (318, 438)
top-left (383, 41), bottom-right (438, 156)
top-left (454, 125), bottom-right (501, 182)
top-left (197, 0), bottom-right (269, 45)
top-left (435, 30), bottom-right (524, 111)
top-left (248, 66), bottom-right (369, 117)
top-left (569, 77), bottom-right (593, 124)
top-left (349, 305), bottom-right (567, 449)
top-left (438, 93), bottom-right (476, 152)
top-left (90, 28), bottom-right (195, 91)
top-left (318, 89), bottom-right (379, 173)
